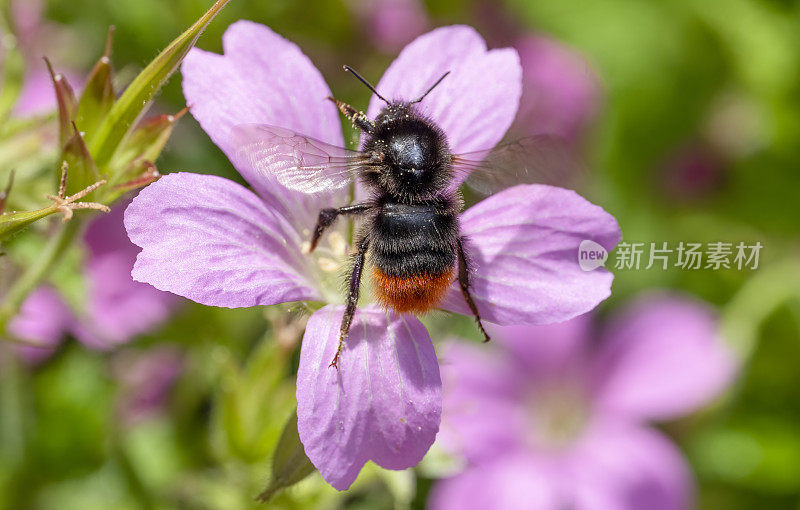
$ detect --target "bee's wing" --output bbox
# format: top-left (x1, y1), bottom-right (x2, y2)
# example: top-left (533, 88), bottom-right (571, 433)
top-left (230, 124), bottom-right (372, 194)
top-left (452, 135), bottom-right (585, 195)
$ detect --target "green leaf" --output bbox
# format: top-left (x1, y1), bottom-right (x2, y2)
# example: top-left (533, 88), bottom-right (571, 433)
top-left (0, 169), bottom-right (12, 214)
top-left (257, 410), bottom-right (316, 504)
top-left (88, 0), bottom-right (231, 172)
top-left (75, 27), bottom-right (116, 138)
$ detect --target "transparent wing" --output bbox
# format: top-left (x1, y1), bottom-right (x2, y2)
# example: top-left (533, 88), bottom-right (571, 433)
top-left (230, 124), bottom-right (374, 194)
top-left (452, 135), bottom-right (585, 195)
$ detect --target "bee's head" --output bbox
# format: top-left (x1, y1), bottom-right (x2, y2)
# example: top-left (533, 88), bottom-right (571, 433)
top-left (365, 103), bottom-right (452, 198)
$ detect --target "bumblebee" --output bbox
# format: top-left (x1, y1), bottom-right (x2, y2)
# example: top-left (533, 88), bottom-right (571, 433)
top-left (233, 67), bottom-right (574, 367)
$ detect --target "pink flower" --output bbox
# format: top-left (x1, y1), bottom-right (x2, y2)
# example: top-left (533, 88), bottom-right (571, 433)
top-left (659, 141), bottom-right (727, 201)
top-left (431, 293), bottom-right (738, 510)
top-left (512, 35), bottom-right (601, 142)
top-left (3, 0), bottom-right (83, 117)
top-left (7, 287), bottom-right (73, 363)
top-left (124, 22), bottom-right (621, 489)
top-left (348, 0), bottom-right (430, 52)
top-left (5, 205), bottom-right (178, 359)
top-left (112, 346), bottom-right (183, 425)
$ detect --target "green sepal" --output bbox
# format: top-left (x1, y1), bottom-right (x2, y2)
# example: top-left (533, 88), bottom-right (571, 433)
top-left (257, 410), bottom-right (316, 504)
top-left (103, 160), bottom-right (160, 204)
top-left (0, 206), bottom-right (57, 242)
top-left (61, 124), bottom-right (100, 198)
top-left (75, 27), bottom-right (116, 138)
top-left (108, 108), bottom-right (187, 186)
top-left (44, 58), bottom-right (79, 148)
top-left (88, 0), bottom-right (231, 172)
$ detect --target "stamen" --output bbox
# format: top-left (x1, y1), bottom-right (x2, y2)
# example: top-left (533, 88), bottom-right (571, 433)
top-left (46, 162), bottom-right (111, 222)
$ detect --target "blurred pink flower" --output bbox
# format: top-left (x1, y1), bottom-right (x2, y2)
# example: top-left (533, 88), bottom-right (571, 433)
top-left (350, 0), bottom-right (430, 52)
top-left (5, 205), bottom-right (179, 360)
top-left (659, 142), bottom-right (727, 201)
top-left (112, 346), bottom-right (182, 425)
top-left (511, 35), bottom-right (601, 143)
top-left (1, 0), bottom-right (83, 116)
top-left (7, 287), bottom-right (73, 363)
top-left (431, 293), bottom-right (737, 510)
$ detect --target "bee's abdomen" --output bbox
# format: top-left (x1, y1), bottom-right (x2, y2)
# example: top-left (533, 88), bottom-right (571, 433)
top-left (370, 201), bottom-right (458, 314)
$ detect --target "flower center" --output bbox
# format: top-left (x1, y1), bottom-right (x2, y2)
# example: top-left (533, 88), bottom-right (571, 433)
top-left (300, 224), bottom-right (375, 306)
top-left (525, 381), bottom-right (590, 450)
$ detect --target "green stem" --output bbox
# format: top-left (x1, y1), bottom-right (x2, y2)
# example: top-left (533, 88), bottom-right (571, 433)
top-left (0, 218), bottom-right (82, 333)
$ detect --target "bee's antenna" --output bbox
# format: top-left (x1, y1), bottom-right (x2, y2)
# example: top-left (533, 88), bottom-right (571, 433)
top-left (410, 71), bottom-right (451, 104)
top-left (343, 65), bottom-right (389, 104)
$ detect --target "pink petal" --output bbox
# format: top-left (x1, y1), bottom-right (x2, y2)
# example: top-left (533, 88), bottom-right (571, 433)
top-left (181, 21), bottom-right (345, 231)
top-left (566, 421), bottom-right (692, 510)
top-left (124, 172), bottom-right (321, 308)
top-left (6, 287), bottom-right (72, 363)
top-left (80, 205), bottom-right (178, 348)
top-left (429, 455), bottom-right (557, 510)
top-left (441, 184), bottom-right (620, 325)
top-left (487, 314), bottom-right (593, 376)
top-left (296, 305), bottom-right (441, 490)
top-left (592, 293), bottom-right (737, 422)
top-left (183, 20), bottom-right (342, 153)
top-left (367, 25), bottom-right (521, 155)
top-left (438, 341), bottom-right (526, 463)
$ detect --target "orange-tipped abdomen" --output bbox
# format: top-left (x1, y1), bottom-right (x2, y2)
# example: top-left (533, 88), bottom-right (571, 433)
top-left (373, 268), bottom-right (455, 314)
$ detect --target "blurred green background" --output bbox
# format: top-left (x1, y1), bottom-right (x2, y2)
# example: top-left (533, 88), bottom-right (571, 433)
top-left (2, 0), bottom-right (800, 508)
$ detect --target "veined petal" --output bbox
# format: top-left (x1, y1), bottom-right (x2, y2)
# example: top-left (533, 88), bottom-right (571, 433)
top-left (296, 305), bottom-right (441, 490)
top-left (368, 25), bottom-right (521, 156)
top-left (592, 293), bottom-right (737, 422)
top-left (124, 172), bottom-right (321, 308)
top-left (441, 184), bottom-right (621, 325)
top-left (181, 20), bottom-right (346, 231)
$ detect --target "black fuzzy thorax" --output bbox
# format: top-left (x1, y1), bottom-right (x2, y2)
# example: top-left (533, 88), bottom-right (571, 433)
top-left (360, 102), bottom-right (452, 201)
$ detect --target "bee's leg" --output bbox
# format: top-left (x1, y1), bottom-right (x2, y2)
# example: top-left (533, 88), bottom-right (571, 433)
top-left (330, 236), bottom-right (370, 369)
top-left (310, 203), bottom-right (372, 252)
top-left (327, 97), bottom-right (375, 134)
top-left (457, 237), bottom-right (491, 343)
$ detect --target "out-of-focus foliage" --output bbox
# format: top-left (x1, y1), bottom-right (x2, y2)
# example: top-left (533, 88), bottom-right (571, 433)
top-left (1, 0), bottom-right (799, 509)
